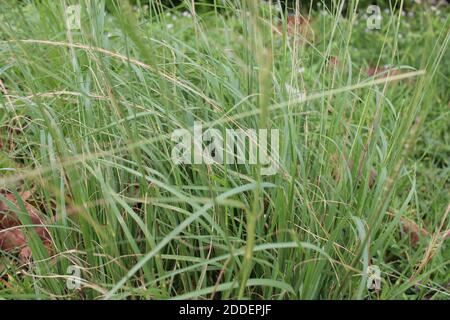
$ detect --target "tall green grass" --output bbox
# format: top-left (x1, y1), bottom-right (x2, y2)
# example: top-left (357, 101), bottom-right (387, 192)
top-left (0, 0), bottom-right (449, 299)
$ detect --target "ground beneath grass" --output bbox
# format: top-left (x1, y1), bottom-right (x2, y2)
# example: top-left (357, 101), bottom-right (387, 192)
top-left (0, 1), bottom-right (449, 299)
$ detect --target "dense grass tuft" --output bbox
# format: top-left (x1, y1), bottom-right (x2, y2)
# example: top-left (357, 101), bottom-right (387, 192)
top-left (0, 0), bottom-right (449, 299)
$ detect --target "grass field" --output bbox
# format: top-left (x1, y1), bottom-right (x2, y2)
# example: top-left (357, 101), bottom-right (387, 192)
top-left (0, 0), bottom-right (449, 300)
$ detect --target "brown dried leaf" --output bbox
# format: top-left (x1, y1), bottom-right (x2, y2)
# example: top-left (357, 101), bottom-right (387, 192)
top-left (330, 153), bottom-right (377, 188)
top-left (400, 216), bottom-right (429, 247)
top-left (367, 66), bottom-right (404, 85)
top-left (327, 56), bottom-right (340, 69)
top-left (0, 190), bottom-right (51, 258)
top-left (0, 229), bottom-right (26, 251)
top-left (19, 246), bottom-right (33, 263)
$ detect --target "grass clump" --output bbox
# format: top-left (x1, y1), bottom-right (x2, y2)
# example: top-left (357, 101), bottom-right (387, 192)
top-left (0, 0), bottom-right (448, 299)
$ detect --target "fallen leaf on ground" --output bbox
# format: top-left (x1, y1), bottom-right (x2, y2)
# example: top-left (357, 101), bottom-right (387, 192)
top-left (0, 190), bottom-right (51, 262)
top-left (367, 66), bottom-right (406, 85)
top-left (400, 216), bottom-right (429, 247)
top-left (327, 56), bottom-right (340, 69)
top-left (330, 153), bottom-right (377, 188)
top-left (276, 15), bottom-right (315, 44)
